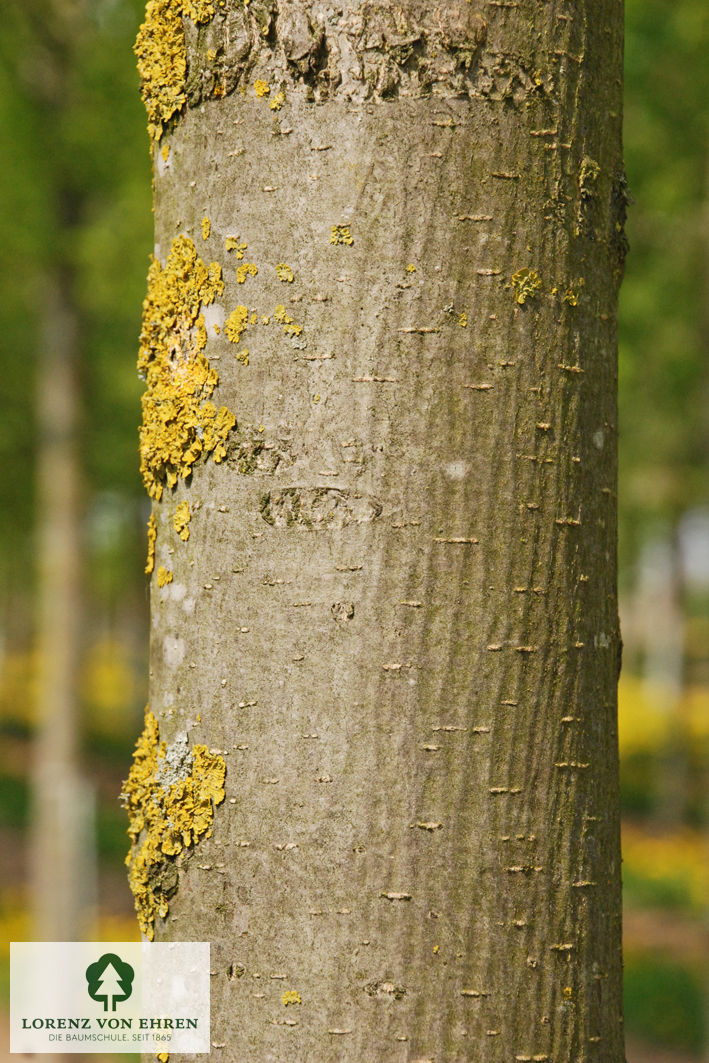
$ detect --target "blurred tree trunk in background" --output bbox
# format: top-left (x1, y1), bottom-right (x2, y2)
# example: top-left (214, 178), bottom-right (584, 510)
top-left (633, 527), bottom-right (690, 825)
top-left (130, 0), bottom-right (626, 1058)
top-left (32, 262), bottom-right (90, 944)
top-left (700, 147), bottom-right (709, 1063)
top-left (21, 0), bottom-right (93, 947)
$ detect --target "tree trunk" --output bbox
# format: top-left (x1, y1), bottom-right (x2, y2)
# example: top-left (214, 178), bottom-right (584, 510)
top-left (31, 262), bottom-right (89, 945)
top-left (128, 1), bottom-right (626, 1059)
top-left (27, 0), bottom-right (93, 953)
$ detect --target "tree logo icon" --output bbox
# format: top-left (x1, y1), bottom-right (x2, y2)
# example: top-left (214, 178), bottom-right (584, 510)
top-left (85, 953), bottom-right (135, 1012)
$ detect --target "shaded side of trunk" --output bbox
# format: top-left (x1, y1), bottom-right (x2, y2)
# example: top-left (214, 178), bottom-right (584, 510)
top-left (131, 2), bottom-right (625, 1059)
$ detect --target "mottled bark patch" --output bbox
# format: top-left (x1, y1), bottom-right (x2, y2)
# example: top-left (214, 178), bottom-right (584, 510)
top-left (364, 980), bottom-right (407, 1000)
top-left (577, 156), bottom-right (601, 237)
top-left (179, 0), bottom-right (488, 109)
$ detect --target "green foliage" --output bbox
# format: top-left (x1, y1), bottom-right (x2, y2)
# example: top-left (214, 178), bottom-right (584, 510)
top-left (620, 750), bottom-right (660, 817)
top-left (618, 675), bottom-right (709, 825)
top-left (96, 799), bottom-right (135, 863)
top-left (623, 865), bottom-right (695, 913)
top-left (0, 773), bottom-right (29, 831)
top-left (624, 952), bottom-right (706, 1052)
top-left (0, 0), bottom-right (152, 598)
top-left (620, 0), bottom-right (709, 568)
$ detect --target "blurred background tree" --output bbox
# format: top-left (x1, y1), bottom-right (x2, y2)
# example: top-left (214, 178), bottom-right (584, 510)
top-left (0, 0), bottom-right (706, 1060)
top-left (0, 7), bottom-right (151, 1052)
top-left (618, 1), bottom-right (709, 1058)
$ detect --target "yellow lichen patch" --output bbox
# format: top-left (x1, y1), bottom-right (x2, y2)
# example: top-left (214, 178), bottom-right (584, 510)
top-left (194, 313), bottom-right (208, 351)
top-left (563, 278), bottom-right (584, 306)
top-left (135, 1), bottom-right (216, 144)
top-left (275, 263), bottom-right (294, 283)
top-left (201, 216), bottom-right (211, 240)
top-left (225, 304), bottom-right (250, 365)
top-left (254, 79), bottom-right (270, 97)
top-left (330, 225), bottom-right (354, 246)
top-left (207, 48), bottom-right (217, 61)
top-left (134, 0), bottom-right (187, 145)
top-left (458, 311), bottom-right (468, 328)
top-left (157, 566), bottom-right (173, 587)
top-left (173, 500), bottom-right (191, 541)
top-left (405, 263), bottom-right (416, 273)
top-left (225, 236), bottom-right (247, 259)
top-left (182, 0), bottom-right (214, 20)
top-left (156, 1054), bottom-right (169, 1063)
top-left (138, 235), bottom-right (235, 500)
top-left (145, 514), bottom-right (157, 574)
top-left (199, 404), bottom-right (235, 454)
top-left (161, 143), bottom-right (170, 162)
top-left (273, 304), bottom-right (302, 337)
top-left (236, 262), bottom-right (258, 284)
top-left (511, 267), bottom-right (542, 305)
top-left (282, 990), bottom-right (301, 1006)
top-left (123, 709), bottom-right (226, 939)
top-left (269, 91), bottom-right (286, 111)
top-left (225, 305), bottom-right (249, 344)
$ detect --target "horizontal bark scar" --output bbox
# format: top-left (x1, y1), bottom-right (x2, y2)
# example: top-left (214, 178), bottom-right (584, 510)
top-left (259, 487), bottom-right (383, 528)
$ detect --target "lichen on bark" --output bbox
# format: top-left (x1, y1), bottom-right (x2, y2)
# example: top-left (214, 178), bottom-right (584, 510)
top-left (144, 513), bottom-right (157, 574)
top-left (137, 234), bottom-right (235, 501)
top-left (173, 499), bottom-right (191, 540)
top-left (135, 0), bottom-right (217, 144)
top-left (134, 0), bottom-right (187, 144)
top-left (121, 709), bottom-right (226, 939)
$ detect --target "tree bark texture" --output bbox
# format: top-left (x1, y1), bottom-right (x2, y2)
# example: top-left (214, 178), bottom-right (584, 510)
top-left (130, 1), bottom-right (626, 1059)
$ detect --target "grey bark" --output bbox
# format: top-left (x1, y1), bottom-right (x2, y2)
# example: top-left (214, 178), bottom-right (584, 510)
top-left (141, 1), bottom-right (625, 1059)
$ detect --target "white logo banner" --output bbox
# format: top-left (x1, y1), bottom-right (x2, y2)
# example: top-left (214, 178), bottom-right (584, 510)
top-left (11, 941), bottom-right (210, 1054)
